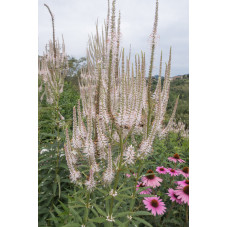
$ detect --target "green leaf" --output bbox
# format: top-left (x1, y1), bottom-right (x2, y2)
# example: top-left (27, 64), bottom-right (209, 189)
top-left (96, 188), bottom-right (108, 195)
top-left (133, 211), bottom-right (151, 216)
top-left (104, 195), bottom-right (112, 201)
top-left (59, 200), bottom-right (69, 212)
top-left (89, 217), bottom-right (106, 223)
top-left (90, 208), bottom-right (99, 217)
top-left (59, 163), bottom-right (69, 169)
top-left (56, 174), bottom-right (61, 198)
top-left (138, 194), bottom-right (156, 198)
top-left (133, 217), bottom-right (153, 227)
top-left (118, 186), bottom-right (133, 193)
top-left (113, 200), bottom-right (126, 213)
top-left (69, 208), bottom-right (82, 223)
top-left (53, 205), bottom-right (62, 217)
top-left (114, 219), bottom-right (124, 226)
top-left (93, 204), bottom-right (107, 217)
top-left (62, 223), bottom-right (81, 227)
top-left (136, 186), bottom-right (151, 194)
top-left (49, 211), bottom-right (59, 225)
top-left (53, 182), bottom-right (57, 196)
top-left (115, 212), bottom-right (133, 218)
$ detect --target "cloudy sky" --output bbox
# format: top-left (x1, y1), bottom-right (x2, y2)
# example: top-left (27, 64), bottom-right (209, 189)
top-left (38, 0), bottom-right (188, 76)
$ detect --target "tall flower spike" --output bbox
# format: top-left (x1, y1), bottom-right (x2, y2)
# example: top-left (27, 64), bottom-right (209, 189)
top-left (64, 0), bottom-right (179, 192)
top-left (72, 106), bottom-right (82, 149)
top-left (65, 129), bottom-right (80, 183)
top-left (123, 145), bottom-right (135, 165)
top-left (38, 5), bottom-right (68, 105)
top-left (97, 119), bottom-right (109, 159)
top-left (85, 167), bottom-right (96, 191)
top-left (103, 146), bottom-right (114, 185)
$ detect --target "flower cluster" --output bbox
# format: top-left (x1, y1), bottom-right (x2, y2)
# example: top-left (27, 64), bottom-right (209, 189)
top-left (63, 0), bottom-right (179, 193)
top-left (132, 153), bottom-right (189, 216)
top-left (38, 5), bottom-right (68, 105)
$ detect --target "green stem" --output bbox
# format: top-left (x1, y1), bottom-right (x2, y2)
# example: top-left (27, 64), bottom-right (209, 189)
top-left (163, 202), bottom-right (174, 226)
top-left (185, 204), bottom-right (188, 226)
top-left (129, 161), bottom-right (143, 211)
top-left (83, 192), bottom-right (90, 225)
top-left (109, 131), bottom-right (124, 217)
top-left (55, 94), bottom-right (60, 176)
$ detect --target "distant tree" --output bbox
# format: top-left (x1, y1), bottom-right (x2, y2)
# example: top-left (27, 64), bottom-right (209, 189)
top-left (67, 56), bottom-right (86, 77)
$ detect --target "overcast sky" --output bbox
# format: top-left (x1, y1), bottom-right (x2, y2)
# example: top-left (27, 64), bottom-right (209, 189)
top-left (38, 0), bottom-right (188, 76)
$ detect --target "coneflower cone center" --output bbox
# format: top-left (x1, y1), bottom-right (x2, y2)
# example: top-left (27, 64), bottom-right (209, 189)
top-left (173, 193), bottom-right (178, 199)
top-left (173, 153), bottom-right (180, 159)
top-left (151, 199), bottom-right (159, 208)
top-left (170, 169), bottom-right (175, 173)
top-left (160, 168), bottom-right (164, 171)
top-left (183, 185), bottom-right (189, 195)
top-left (139, 183), bottom-right (145, 188)
top-left (182, 167), bottom-right (189, 174)
top-left (146, 170), bottom-right (155, 180)
top-left (185, 180), bottom-right (189, 184)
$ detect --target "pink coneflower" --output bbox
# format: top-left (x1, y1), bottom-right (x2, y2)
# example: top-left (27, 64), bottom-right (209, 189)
top-left (168, 153), bottom-right (185, 163)
top-left (143, 196), bottom-right (166, 216)
top-left (142, 170), bottom-right (163, 188)
top-left (175, 179), bottom-right (189, 187)
top-left (178, 167), bottom-right (189, 178)
top-left (167, 168), bottom-right (179, 176)
top-left (136, 182), bottom-right (152, 195)
top-left (156, 166), bottom-right (168, 174)
top-left (167, 188), bottom-right (183, 204)
top-left (175, 185), bottom-right (189, 205)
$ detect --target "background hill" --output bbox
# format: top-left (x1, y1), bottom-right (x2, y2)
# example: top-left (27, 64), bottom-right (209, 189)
top-left (152, 74), bottom-right (189, 129)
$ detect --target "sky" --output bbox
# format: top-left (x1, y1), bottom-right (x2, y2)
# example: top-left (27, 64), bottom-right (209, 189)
top-left (38, 0), bottom-right (188, 76)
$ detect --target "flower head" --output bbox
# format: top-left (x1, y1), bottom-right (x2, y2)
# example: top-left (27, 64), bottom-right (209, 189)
top-left (136, 182), bottom-right (152, 195)
top-left (106, 214), bottom-right (115, 222)
top-left (175, 179), bottom-right (189, 187)
top-left (142, 170), bottom-right (163, 188)
top-left (175, 185), bottom-right (189, 205)
top-left (168, 153), bottom-right (185, 163)
top-left (85, 168), bottom-right (96, 191)
top-left (123, 145), bottom-right (135, 165)
top-left (178, 167), bottom-right (189, 178)
top-left (156, 166), bottom-right (168, 174)
top-left (167, 168), bottom-right (179, 176)
top-left (143, 196), bottom-right (166, 216)
top-left (167, 188), bottom-right (183, 204)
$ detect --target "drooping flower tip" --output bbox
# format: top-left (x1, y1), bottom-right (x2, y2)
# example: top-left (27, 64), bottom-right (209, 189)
top-left (167, 188), bottom-right (183, 204)
top-left (175, 179), bottom-right (189, 187)
top-left (175, 185), bottom-right (189, 205)
top-left (136, 182), bottom-right (152, 195)
top-left (177, 167), bottom-right (189, 178)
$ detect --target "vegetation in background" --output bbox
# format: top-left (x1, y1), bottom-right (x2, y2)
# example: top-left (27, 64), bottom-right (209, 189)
top-left (152, 75), bottom-right (189, 129)
top-left (38, 1), bottom-right (189, 226)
